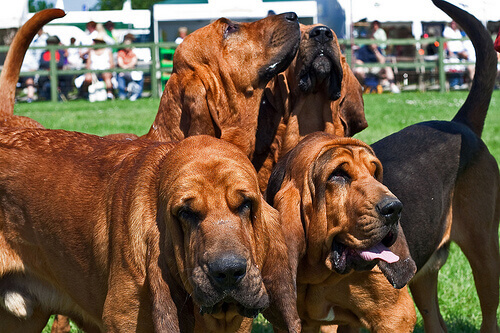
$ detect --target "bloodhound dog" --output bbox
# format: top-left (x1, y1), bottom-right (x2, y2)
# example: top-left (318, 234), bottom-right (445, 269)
top-left (144, 12), bottom-right (301, 158)
top-left (0, 11), bottom-right (301, 332)
top-left (0, 131), bottom-right (300, 333)
top-left (265, 1), bottom-right (499, 331)
top-left (371, 0), bottom-right (500, 331)
top-left (252, 23), bottom-right (367, 192)
top-left (0, 9), bottom-right (64, 129)
top-left (265, 132), bottom-right (417, 332)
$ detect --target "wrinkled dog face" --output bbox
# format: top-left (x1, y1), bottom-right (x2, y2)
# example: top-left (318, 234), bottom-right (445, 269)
top-left (267, 133), bottom-right (411, 289)
top-left (175, 12), bottom-right (300, 89)
top-left (295, 24), bottom-right (343, 100)
top-left (160, 137), bottom-right (269, 320)
top-left (312, 142), bottom-right (401, 274)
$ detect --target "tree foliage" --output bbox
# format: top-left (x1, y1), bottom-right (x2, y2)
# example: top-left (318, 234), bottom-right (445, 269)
top-left (29, 0), bottom-right (54, 12)
top-left (97, 0), bottom-right (161, 10)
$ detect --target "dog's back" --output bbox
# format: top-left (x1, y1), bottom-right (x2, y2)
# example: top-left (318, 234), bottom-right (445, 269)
top-left (372, 0), bottom-right (499, 331)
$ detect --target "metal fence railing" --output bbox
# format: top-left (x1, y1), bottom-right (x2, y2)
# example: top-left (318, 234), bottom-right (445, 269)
top-left (0, 41), bottom-right (177, 102)
top-left (0, 37), bottom-right (493, 102)
top-left (340, 37), bottom-right (479, 93)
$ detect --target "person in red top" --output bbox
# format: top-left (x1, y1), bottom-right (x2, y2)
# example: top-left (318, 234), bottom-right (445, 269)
top-left (38, 35), bottom-right (72, 100)
top-left (117, 34), bottom-right (143, 101)
top-left (494, 27), bottom-right (500, 53)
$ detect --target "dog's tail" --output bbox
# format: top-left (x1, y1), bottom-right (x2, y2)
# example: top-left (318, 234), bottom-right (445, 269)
top-left (0, 9), bottom-right (65, 115)
top-left (432, 0), bottom-right (497, 137)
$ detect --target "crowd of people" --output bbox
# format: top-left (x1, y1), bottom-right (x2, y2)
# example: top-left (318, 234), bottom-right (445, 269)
top-left (17, 20), bottom-right (144, 102)
top-left (353, 20), bottom-right (401, 93)
top-left (352, 19), bottom-right (490, 93)
top-left (15, 17), bottom-right (499, 101)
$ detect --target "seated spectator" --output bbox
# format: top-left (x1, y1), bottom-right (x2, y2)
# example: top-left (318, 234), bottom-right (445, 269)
top-left (443, 20), bottom-right (470, 89)
top-left (37, 35), bottom-right (72, 100)
top-left (370, 20), bottom-right (399, 93)
top-left (443, 20), bottom-right (468, 59)
top-left (175, 27), bottom-right (187, 44)
top-left (19, 56), bottom-right (38, 103)
top-left (353, 20), bottom-right (400, 93)
top-left (66, 37), bottom-right (84, 70)
top-left (18, 28), bottom-right (48, 102)
top-left (80, 21), bottom-right (98, 65)
top-left (423, 27), bottom-right (440, 57)
top-left (82, 32), bottom-right (115, 100)
top-left (116, 34), bottom-right (143, 101)
top-left (104, 20), bottom-right (119, 44)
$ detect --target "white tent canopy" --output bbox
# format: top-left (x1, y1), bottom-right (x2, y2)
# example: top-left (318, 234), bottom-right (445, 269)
top-left (26, 9), bottom-right (151, 30)
top-left (152, 0), bottom-right (318, 43)
top-left (153, 0), bottom-right (317, 22)
top-left (0, 0), bottom-right (29, 29)
top-left (339, 0), bottom-right (500, 40)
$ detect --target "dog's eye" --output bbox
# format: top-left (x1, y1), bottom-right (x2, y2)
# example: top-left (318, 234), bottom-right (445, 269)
top-left (177, 207), bottom-right (199, 224)
top-left (328, 167), bottom-right (351, 185)
top-left (372, 162), bottom-right (383, 180)
top-left (224, 23), bottom-right (239, 38)
top-left (238, 199), bottom-right (253, 215)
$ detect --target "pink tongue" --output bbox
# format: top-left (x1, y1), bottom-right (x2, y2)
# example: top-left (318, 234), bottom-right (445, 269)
top-left (356, 243), bottom-right (399, 263)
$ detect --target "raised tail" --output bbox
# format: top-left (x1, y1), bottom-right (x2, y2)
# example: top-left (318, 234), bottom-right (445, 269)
top-left (432, 0), bottom-right (497, 137)
top-left (0, 9), bottom-right (65, 116)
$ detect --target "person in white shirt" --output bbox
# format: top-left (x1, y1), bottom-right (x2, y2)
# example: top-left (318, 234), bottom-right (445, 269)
top-left (175, 27), bottom-right (187, 44)
top-left (443, 20), bottom-right (468, 59)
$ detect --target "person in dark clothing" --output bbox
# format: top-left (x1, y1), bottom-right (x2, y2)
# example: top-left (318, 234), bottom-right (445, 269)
top-left (38, 35), bottom-right (72, 100)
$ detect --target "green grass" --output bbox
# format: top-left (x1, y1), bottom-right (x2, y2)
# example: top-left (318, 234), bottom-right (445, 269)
top-left (13, 91), bottom-right (500, 332)
top-left (15, 99), bottom-right (159, 137)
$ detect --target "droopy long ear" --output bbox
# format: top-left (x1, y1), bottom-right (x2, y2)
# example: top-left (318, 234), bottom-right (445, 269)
top-left (265, 151), bottom-right (308, 267)
top-left (263, 72), bottom-right (291, 117)
top-left (260, 199), bottom-right (301, 332)
top-left (179, 67), bottom-right (222, 138)
top-left (269, 181), bottom-right (306, 273)
top-left (338, 56), bottom-right (368, 136)
top-left (145, 231), bottom-right (185, 332)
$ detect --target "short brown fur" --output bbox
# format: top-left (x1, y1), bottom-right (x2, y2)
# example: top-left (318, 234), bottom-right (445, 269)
top-left (144, 13), bottom-right (301, 158)
top-left (253, 24), bottom-right (367, 192)
top-left (266, 132), bottom-right (416, 332)
top-left (0, 131), bottom-right (300, 332)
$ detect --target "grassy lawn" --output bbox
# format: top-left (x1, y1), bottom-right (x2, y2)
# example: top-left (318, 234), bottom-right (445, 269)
top-left (13, 90), bottom-right (500, 332)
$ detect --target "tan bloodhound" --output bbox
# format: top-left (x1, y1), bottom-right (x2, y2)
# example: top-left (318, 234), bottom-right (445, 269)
top-left (265, 132), bottom-right (417, 332)
top-left (0, 10), bottom-right (302, 332)
top-left (252, 23), bottom-right (367, 192)
top-left (144, 13), bottom-right (301, 158)
top-left (0, 131), bottom-right (300, 333)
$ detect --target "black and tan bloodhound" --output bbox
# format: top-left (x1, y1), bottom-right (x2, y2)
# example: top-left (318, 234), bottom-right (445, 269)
top-left (252, 23), bottom-right (367, 192)
top-left (144, 12), bottom-right (301, 158)
top-left (0, 131), bottom-right (299, 333)
top-left (371, 0), bottom-right (500, 331)
top-left (265, 132), bottom-right (417, 332)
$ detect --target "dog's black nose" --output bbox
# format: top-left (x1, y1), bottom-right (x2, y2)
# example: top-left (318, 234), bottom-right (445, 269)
top-left (208, 254), bottom-right (247, 288)
top-left (310, 25), bottom-right (333, 44)
top-left (377, 198), bottom-right (403, 225)
top-left (284, 12), bottom-right (298, 22)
